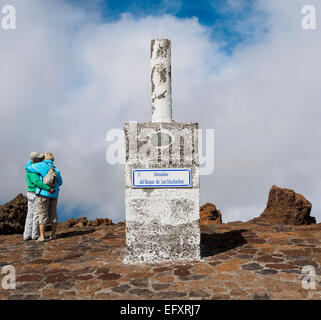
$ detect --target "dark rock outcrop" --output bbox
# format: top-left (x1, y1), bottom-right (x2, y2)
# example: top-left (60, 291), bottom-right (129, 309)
top-left (251, 185), bottom-right (315, 225)
top-left (0, 193), bottom-right (28, 235)
top-left (57, 217), bottom-right (113, 229)
top-left (200, 202), bottom-right (222, 225)
top-left (0, 194), bottom-right (114, 234)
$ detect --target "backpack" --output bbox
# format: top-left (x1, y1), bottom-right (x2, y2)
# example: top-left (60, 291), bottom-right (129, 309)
top-left (43, 164), bottom-right (58, 188)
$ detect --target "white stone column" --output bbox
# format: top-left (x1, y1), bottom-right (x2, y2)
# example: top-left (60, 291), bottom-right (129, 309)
top-left (151, 39), bottom-right (172, 122)
top-left (124, 39), bottom-right (200, 263)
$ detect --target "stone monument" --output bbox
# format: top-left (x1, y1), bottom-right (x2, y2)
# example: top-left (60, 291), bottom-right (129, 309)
top-left (124, 39), bottom-right (200, 263)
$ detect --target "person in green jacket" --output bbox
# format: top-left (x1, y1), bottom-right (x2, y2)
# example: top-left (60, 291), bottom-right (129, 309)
top-left (23, 152), bottom-right (54, 240)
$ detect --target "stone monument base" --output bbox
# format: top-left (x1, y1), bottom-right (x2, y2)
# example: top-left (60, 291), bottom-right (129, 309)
top-left (124, 122), bottom-right (200, 263)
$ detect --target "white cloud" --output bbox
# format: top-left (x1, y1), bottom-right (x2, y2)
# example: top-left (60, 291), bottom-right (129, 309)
top-left (0, 0), bottom-right (320, 223)
top-left (226, 0), bottom-right (247, 11)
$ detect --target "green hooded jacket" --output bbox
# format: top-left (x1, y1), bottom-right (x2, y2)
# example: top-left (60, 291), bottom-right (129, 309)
top-left (25, 171), bottom-right (51, 193)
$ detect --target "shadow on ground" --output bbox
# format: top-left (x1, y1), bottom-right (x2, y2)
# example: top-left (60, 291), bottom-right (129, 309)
top-left (200, 229), bottom-right (248, 258)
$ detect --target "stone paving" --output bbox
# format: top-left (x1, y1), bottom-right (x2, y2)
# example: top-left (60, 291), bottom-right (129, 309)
top-left (0, 222), bottom-right (320, 300)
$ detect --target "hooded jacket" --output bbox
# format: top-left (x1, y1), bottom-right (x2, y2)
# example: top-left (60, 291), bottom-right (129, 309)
top-left (25, 159), bottom-right (63, 198)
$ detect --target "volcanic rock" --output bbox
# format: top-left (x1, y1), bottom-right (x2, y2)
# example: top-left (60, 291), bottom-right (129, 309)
top-left (2, 221), bottom-right (321, 300)
top-left (57, 217), bottom-right (113, 229)
top-left (200, 202), bottom-right (222, 225)
top-left (0, 193), bottom-right (28, 235)
top-left (251, 185), bottom-right (315, 225)
top-left (0, 193), bottom-right (114, 234)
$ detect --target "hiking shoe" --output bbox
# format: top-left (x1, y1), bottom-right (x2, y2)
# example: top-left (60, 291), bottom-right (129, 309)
top-left (49, 235), bottom-right (57, 240)
top-left (37, 236), bottom-right (46, 242)
top-left (23, 237), bottom-right (31, 241)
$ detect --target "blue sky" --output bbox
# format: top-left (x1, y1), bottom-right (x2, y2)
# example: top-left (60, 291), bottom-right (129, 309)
top-left (67, 0), bottom-right (266, 54)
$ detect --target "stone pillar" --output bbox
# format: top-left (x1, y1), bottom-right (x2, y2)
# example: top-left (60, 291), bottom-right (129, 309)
top-left (151, 39), bottom-right (172, 123)
top-left (124, 39), bottom-right (200, 263)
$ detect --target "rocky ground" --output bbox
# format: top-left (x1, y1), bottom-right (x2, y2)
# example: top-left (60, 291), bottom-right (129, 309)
top-left (0, 185), bottom-right (319, 300)
top-left (0, 221), bottom-right (320, 300)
